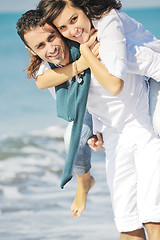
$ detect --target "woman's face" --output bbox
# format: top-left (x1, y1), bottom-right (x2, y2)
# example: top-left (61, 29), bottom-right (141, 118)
top-left (53, 4), bottom-right (92, 44)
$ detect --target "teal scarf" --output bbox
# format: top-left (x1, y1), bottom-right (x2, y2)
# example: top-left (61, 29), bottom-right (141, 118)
top-left (49, 40), bottom-right (91, 188)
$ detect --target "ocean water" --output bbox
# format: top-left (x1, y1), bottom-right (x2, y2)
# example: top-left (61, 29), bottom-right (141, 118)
top-left (0, 8), bottom-right (160, 240)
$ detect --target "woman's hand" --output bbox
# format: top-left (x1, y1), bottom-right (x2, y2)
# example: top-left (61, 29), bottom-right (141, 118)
top-left (91, 41), bottom-right (100, 60)
top-left (79, 28), bottom-right (123, 96)
top-left (80, 29), bottom-right (98, 54)
top-left (78, 38), bottom-right (100, 70)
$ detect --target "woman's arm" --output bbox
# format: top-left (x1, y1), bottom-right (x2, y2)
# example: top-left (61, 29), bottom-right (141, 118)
top-left (36, 55), bottom-right (89, 90)
top-left (80, 32), bottom-right (124, 96)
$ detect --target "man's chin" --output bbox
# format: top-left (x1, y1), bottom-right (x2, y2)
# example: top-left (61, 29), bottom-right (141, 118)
top-left (49, 58), bottom-right (63, 65)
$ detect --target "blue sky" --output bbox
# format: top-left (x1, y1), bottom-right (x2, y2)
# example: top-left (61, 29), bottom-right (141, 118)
top-left (1, 0), bottom-right (160, 12)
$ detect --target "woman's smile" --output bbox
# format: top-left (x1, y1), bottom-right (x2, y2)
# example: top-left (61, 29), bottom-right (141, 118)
top-left (53, 4), bottom-right (91, 44)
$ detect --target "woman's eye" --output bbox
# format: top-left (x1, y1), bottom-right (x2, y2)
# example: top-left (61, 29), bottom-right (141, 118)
top-left (71, 16), bottom-right (77, 23)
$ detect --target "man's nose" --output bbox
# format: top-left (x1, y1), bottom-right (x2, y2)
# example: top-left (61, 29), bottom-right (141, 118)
top-left (47, 43), bottom-right (55, 53)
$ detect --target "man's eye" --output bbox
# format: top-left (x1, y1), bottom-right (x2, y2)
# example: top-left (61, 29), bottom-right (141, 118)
top-left (37, 43), bottom-right (44, 49)
top-left (49, 35), bottom-right (55, 41)
top-left (59, 26), bottom-right (66, 31)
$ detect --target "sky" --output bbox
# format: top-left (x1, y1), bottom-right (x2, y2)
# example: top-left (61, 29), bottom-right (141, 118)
top-left (1, 0), bottom-right (160, 12)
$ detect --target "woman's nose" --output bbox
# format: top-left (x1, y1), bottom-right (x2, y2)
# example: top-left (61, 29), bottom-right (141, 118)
top-left (68, 26), bottom-right (77, 36)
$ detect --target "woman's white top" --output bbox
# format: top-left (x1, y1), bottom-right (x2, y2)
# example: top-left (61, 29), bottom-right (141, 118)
top-left (87, 72), bottom-right (149, 134)
top-left (92, 9), bottom-right (160, 82)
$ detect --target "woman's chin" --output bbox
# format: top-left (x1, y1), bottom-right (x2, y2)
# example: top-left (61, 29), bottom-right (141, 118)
top-left (74, 33), bottom-right (90, 44)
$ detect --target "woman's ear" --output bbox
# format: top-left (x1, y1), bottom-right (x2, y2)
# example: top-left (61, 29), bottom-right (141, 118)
top-left (25, 45), bottom-right (37, 56)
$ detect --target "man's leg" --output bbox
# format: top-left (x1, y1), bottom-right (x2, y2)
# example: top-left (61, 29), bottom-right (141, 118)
top-left (120, 229), bottom-right (146, 240)
top-left (64, 110), bottom-right (94, 217)
top-left (144, 222), bottom-right (160, 240)
top-left (71, 110), bottom-right (94, 217)
top-left (71, 171), bottom-right (95, 217)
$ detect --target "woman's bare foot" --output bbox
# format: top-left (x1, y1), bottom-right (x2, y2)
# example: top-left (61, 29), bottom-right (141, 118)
top-left (71, 171), bottom-right (95, 218)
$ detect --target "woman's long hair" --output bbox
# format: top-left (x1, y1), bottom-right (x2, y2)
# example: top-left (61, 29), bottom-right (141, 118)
top-left (38, 0), bottom-right (122, 26)
top-left (27, 53), bottom-right (42, 80)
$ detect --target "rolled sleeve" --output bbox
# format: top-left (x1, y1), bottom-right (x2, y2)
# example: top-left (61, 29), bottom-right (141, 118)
top-left (97, 10), bottom-right (127, 80)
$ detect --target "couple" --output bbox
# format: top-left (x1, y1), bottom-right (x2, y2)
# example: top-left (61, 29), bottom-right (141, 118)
top-left (17, 0), bottom-right (160, 239)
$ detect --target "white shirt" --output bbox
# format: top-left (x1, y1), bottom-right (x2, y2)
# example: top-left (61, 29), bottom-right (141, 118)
top-left (36, 61), bottom-right (56, 99)
top-left (87, 72), bottom-right (149, 134)
top-left (92, 9), bottom-right (160, 82)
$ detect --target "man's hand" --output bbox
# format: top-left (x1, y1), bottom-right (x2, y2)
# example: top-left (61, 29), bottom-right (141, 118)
top-left (87, 133), bottom-right (104, 152)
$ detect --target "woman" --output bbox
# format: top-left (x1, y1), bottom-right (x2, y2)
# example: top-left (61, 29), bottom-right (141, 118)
top-left (37, 0), bottom-right (160, 135)
top-left (36, 0), bottom-right (160, 238)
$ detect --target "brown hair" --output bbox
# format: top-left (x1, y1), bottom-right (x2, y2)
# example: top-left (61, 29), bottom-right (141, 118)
top-left (16, 10), bottom-right (43, 80)
top-left (37, 0), bottom-right (122, 25)
top-left (26, 53), bottom-right (42, 80)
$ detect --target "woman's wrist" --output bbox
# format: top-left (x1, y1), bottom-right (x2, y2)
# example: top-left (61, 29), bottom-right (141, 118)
top-left (80, 42), bottom-right (89, 55)
top-left (76, 56), bottom-right (88, 73)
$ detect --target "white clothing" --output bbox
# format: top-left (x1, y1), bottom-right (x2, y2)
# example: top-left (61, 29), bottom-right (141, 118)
top-left (87, 72), bottom-right (160, 232)
top-left (92, 9), bottom-right (160, 82)
top-left (103, 116), bottom-right (160, 232)
top-left (88, 73), bottom-right (149, 134)
top-left (87, 10), bottom-right (160, 231)
top-left (149, 79), bottom-right (160, 136)
top-left (36, 61), bottom-right (56, 99)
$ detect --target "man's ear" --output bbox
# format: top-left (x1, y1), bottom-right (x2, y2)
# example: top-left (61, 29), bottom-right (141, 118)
top-left (25, 45), bottom-right (36, 56)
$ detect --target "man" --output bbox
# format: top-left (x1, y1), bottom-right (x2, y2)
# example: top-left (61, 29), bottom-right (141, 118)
top-left (16, 10), bottom-right (103, 218)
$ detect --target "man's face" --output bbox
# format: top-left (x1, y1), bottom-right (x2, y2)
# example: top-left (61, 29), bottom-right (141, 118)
top-left (24, 24), bottom-right (69, 65)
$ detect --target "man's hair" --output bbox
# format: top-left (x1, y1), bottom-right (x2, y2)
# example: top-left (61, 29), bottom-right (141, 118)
top-left (16, 10), bottom-right (43, 80)
top-left (37, 0), bottom-right (122, 26)
top-left (16, 9), bottom-right (42, 48)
